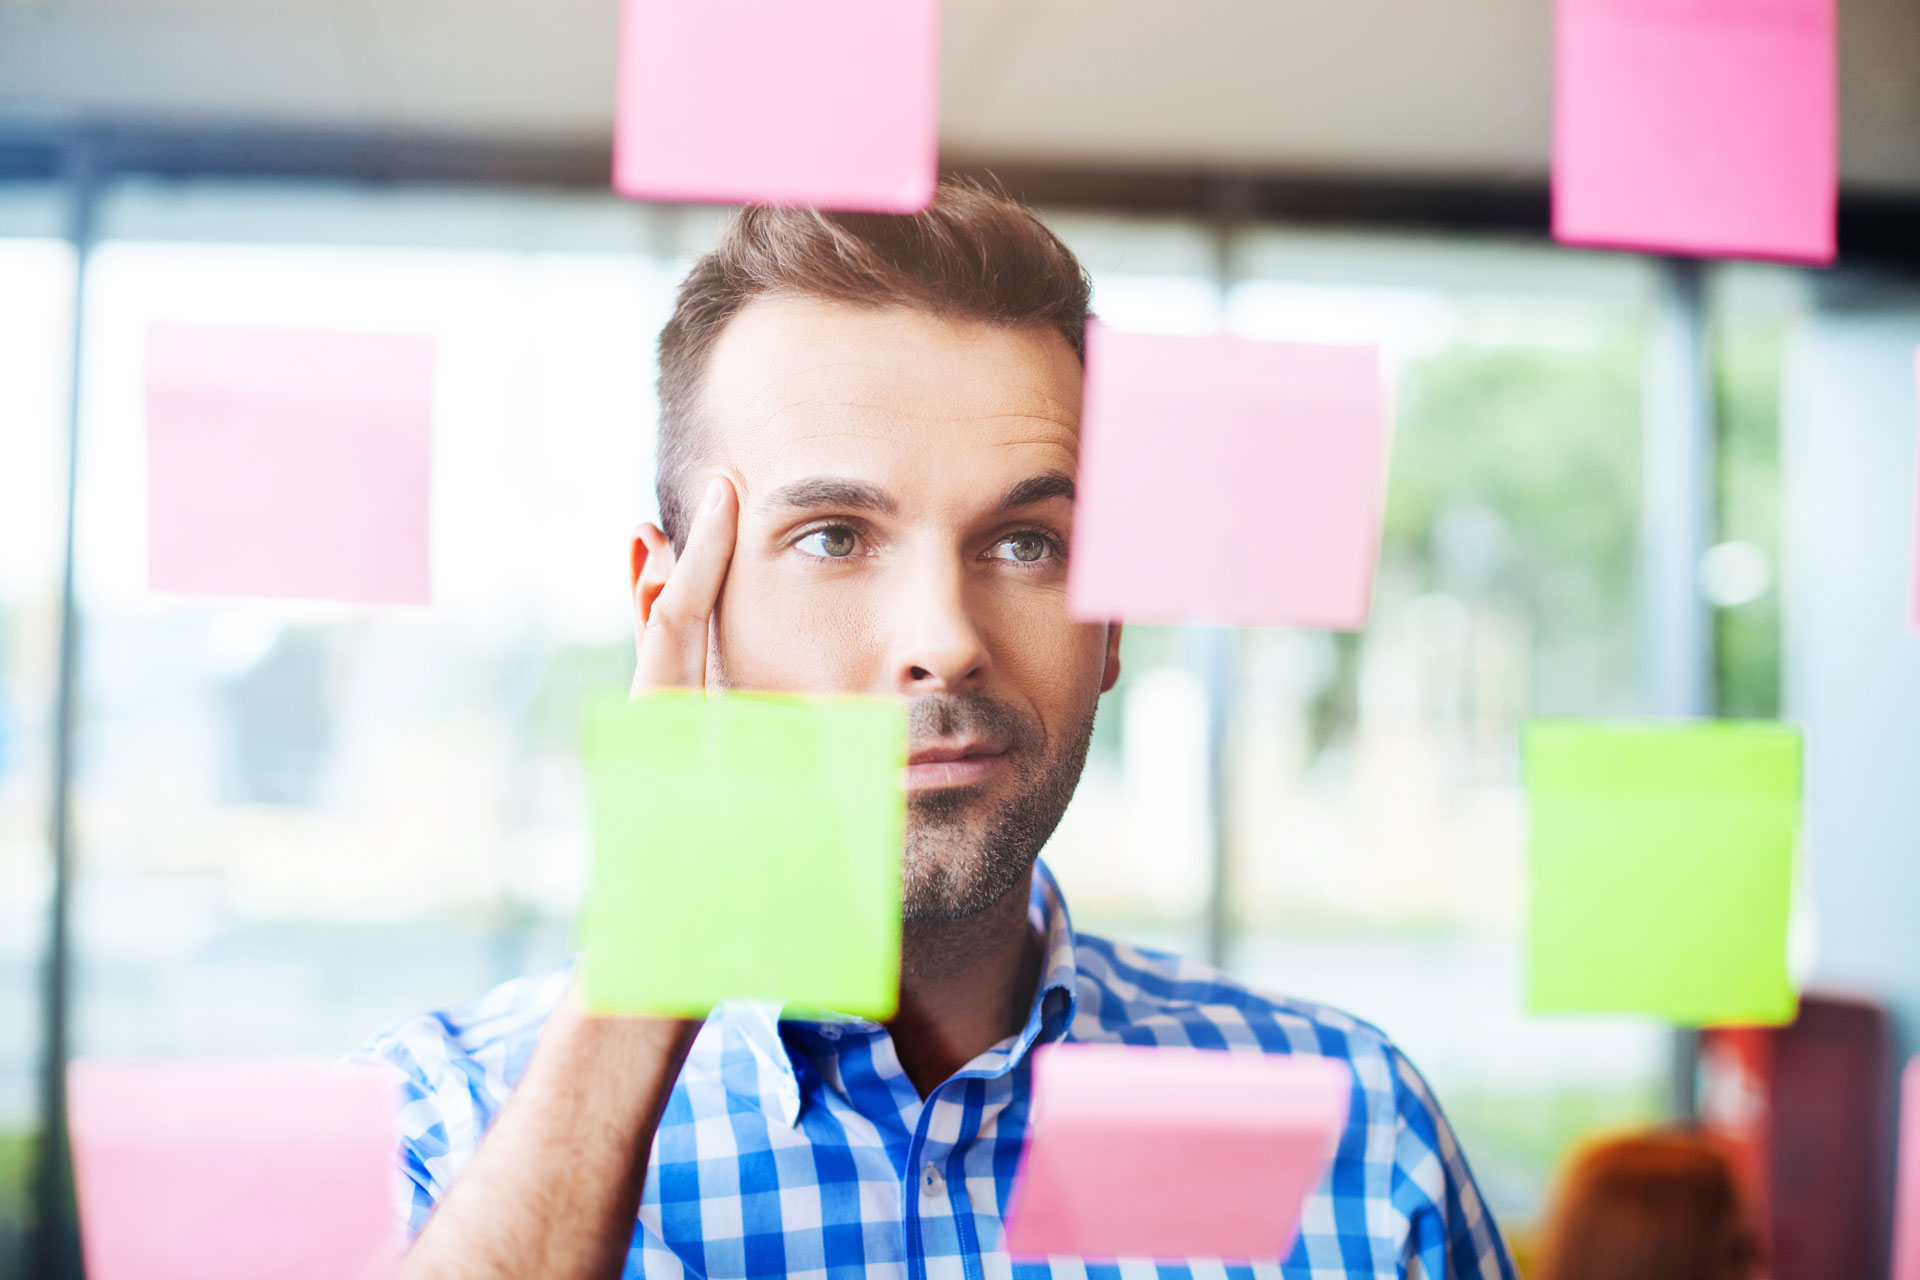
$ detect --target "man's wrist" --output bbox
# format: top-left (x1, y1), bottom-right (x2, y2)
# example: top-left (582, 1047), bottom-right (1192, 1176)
top-left (544, 994), bottom-right (701, 1058)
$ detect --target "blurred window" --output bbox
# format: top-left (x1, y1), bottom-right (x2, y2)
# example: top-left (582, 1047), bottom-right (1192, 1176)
top-left (10, 179), bottom-right (1799, 1246)
top-left (1706, 265), bottom-right (1803, 722)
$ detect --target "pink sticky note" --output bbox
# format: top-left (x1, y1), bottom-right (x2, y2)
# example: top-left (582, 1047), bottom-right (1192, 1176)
top-left (1896, 1059), bottom-right (1920, 1280)
top-left (67, 1059), bottom-right (402, 1280)
top-left (146, 325), bottom-right (434, 605)
top-left (1003, 1045), bottom-right (1350, 1263)
top-left (1067, 323), bottom-right (1387, 628)
top-left (1552, 0), bottom-right (1836, 263)
top-left (613, 0), bottom-right (940, 213)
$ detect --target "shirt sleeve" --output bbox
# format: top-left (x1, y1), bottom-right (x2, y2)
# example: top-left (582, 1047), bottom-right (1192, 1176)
top-left (354, 962), bottom-right (573, 1241)
top-left (1385, 1046), bottom-right (1518, 1280)
top-left (357, 1013), bottom-right (498, 1242)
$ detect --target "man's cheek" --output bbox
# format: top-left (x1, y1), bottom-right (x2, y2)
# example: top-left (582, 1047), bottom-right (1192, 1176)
top-left (710, 558), bottom-right (790, 688)
top-left (1001, 599), bottom-right (1098, 671)
top-left (1024, 625), bottom-right (1109, 722)
top-left (718, 563), bottom-right (878, 692)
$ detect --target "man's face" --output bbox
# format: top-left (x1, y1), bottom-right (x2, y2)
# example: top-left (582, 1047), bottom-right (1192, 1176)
top-left (685, 296), bottom-right (1121, 921)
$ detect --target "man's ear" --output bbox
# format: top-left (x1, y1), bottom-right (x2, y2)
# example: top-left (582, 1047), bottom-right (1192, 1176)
top-left (630, 523), bottom-right (676, 627)
top-left (1099, 623), bottom-right (1124, 694)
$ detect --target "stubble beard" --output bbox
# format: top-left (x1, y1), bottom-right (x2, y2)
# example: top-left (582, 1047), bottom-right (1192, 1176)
top-left (900, 691), bottom-right (1097, 923)
top-left (708, 649), bottom-right (1098, 924)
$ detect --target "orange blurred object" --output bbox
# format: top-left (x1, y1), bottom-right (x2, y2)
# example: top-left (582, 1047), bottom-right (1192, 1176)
top-left (1534, 1131), bottom-right (1761, 1280)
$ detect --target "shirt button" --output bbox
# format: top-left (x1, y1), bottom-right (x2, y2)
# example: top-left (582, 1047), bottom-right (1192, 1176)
top-left (921, 1162), bottom-right (944, 1199)
top-left (819, 1025), bottom-right (842, 1041)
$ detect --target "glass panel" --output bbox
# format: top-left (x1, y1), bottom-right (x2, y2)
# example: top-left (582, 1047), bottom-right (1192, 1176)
top-left (1019, 217), bottom-right (1673, 1237)
top-left (1225, 231), bottom-right (1669, 1228)
top-left (69, 196), bottom-right (673, 1068)
top-left (1038, 214), bottom-right (1224, 959)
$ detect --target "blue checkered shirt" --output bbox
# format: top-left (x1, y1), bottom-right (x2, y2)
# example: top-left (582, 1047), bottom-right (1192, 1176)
top-left (364, 863), bottom-right (1514, 1279)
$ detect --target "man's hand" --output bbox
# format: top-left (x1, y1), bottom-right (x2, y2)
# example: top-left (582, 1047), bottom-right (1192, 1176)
top-left (632, 477), bottom-right (739, 695)
top-left (401, 478), bottom-right (738, 1280)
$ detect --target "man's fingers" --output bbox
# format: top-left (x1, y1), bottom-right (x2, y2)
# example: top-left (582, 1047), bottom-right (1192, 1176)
top-left (633, 477), bottom-right (738, 692)
top-left (653, 478), bottom-right (738, 630)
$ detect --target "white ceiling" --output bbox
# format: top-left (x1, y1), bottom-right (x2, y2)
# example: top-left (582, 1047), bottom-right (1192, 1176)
top-left (1, 0), bottom-right (1916, 191)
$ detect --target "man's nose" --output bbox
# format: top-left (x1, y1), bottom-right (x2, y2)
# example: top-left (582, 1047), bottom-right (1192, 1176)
top-left (890, 560), bottom-right (990, 696)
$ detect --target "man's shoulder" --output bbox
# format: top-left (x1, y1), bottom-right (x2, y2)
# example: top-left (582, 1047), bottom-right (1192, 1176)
top-left (1068, 931), bottom-right (1408, 1077)
top-left (1068, 936), bottom-right (1514, 1276)
top-left (354, 962), bottom-right (575, 1227)
top-left (1065, 936), bottom-right (1518, 1275)
top-left (361, 960), bottom-right (574, 1095)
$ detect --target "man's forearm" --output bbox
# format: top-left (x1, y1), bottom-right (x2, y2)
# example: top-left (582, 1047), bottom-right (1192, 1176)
top-left (401, 477), bottom-right (730, 1279)
top-left (401, 1005), bottom-right (698, 1280)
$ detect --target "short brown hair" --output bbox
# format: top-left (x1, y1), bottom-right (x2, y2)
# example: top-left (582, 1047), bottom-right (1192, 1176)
top-left (1536, 1132), bottom-right (1762, 1280)
top-left (653, 179), bottom-right (1093, 546)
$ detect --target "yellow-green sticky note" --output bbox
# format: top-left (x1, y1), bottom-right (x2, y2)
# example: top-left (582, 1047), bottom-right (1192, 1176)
top-left (1524, 720), bottom-right (1800, 1027)
top-left (580, 689), bottom-right (906, 1018)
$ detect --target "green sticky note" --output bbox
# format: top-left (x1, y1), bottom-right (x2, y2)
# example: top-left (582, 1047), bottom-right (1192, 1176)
top-left (580, 689), bottom-right (906, 1018)
top-left (1524, 720), bottom-right (1801, 1027)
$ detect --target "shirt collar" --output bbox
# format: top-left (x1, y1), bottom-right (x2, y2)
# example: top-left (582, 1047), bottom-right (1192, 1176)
top-left (728, 1001), bottom-right (807, 1127)
top-left (723, 860), bottom-right (1081, 1128)
top-left (1012, 859), bottom-right (1082, 1054)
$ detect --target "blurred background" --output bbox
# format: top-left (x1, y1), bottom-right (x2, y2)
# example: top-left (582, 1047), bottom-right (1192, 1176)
top-left (1, 0), bottom-right (1918, 1274)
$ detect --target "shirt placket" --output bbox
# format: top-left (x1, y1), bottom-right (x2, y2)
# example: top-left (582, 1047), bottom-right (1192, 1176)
top-left (907, 1081), bottom-right (990, 1280)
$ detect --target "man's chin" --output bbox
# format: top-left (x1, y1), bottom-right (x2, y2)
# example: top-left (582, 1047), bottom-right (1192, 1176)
top-left (900, 871), bottom-right (1027, 925)
top-left (899, 818), bottom-right (1034, 924)
top-left (896, 710), bottom-right (1094, 926)
top-left (906, 783), bottom-right (993, 824)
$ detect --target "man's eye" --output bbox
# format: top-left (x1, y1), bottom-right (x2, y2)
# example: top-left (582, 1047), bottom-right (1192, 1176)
top-left (797, 527), bottom-right (861, 559)
top-left (990, 532), bottom-right (1055, 564)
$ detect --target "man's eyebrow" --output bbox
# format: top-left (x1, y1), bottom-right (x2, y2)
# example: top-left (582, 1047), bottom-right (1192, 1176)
top-left (760, 477), bottom-right (899, 515)
top-left (1000, 472), bottom-right (1076, 511)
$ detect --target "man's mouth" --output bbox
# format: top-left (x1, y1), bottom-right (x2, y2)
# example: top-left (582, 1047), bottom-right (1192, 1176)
top-left (904, 740), bottom-right (1007, 792)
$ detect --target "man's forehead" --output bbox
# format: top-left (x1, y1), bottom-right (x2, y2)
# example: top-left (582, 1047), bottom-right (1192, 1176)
top-left (698, 296), bottom-right (1083, 484)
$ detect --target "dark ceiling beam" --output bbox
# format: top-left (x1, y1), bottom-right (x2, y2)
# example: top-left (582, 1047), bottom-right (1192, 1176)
top-left (953, 162), bottom-right (1554, 234)
top-left (959, 163), bottom-right (1920, 266)
top-left (0, 117), bottom-right (1914, 266)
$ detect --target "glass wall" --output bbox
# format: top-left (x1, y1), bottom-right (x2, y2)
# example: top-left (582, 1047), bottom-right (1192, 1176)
top-left (1042, 222), bottom-right (1675, 1224)
top-left (1, 174), bottom-right (1821, 1263)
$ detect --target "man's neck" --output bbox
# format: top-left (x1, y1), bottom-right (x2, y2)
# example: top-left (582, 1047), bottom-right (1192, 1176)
top-left (886, 870), bottom-right (1044, 1099)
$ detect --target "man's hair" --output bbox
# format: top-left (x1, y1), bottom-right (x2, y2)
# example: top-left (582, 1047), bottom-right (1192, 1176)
top-left (653, 179), bottom-right (1094, 547)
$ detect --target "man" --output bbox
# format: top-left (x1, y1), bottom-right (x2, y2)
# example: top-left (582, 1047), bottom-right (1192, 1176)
top-left (366, 181), bottom-right (1515, 1280)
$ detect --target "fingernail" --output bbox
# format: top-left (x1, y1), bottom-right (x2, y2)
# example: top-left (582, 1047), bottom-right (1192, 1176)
top-left (703, 479), bottom-right (727, 513)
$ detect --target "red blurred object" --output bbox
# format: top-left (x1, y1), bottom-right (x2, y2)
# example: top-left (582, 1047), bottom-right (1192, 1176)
top-left (1700, 994), bottom-right (1895, 1280)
